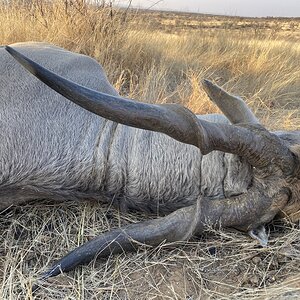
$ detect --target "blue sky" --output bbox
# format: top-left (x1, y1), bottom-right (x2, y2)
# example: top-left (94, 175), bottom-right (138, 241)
top-left (117, 0), bottom-right (300, 17)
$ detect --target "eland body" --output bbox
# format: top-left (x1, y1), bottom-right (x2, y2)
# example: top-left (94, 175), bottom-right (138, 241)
top-left (2, 42), bottom-right (300, 280)
top-left (0, 42), bottom-right (251, 212)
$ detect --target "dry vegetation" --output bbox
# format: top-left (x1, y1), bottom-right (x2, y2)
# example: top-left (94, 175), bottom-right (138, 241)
top-left (0, 1), bottom-right (300, 299)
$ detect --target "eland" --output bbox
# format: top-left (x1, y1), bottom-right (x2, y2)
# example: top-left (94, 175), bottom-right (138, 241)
top-left (1, 42), bottom-right (300, 280)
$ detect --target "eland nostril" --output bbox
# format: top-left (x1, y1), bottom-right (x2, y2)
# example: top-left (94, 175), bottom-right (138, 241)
top-left (249, 225), bottom-right (268, 247)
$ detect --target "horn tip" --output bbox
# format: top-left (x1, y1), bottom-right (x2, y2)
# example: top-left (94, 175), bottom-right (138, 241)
top-left (5, 45), bottom-right (25, 64)
top-left (201, 78), bottom-right (213, 88)
top-left (5, 45), bottom-right (16, 56)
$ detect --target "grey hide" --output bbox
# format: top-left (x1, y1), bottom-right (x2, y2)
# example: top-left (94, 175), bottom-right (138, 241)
top-left (0, 42), bottom-right (252, 213)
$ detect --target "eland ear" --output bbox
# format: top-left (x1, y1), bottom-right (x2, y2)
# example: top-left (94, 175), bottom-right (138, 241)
top-left (202, 79), bottom-right (259, 125)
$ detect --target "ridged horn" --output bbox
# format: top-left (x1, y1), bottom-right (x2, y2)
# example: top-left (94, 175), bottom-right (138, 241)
top-left (5, 46), bottom-right (295, 172)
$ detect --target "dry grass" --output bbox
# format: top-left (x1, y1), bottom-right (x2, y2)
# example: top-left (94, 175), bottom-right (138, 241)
top-left (0, 1), bottom-right (300, 299)
top-left (2, 202), bottom-right (300, 299)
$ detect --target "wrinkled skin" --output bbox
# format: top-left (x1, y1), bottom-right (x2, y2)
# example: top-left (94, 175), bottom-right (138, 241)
top-left (1, 43), bottom-right (300, 285)
top-left (0, 44), bottom-right (252, 213)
